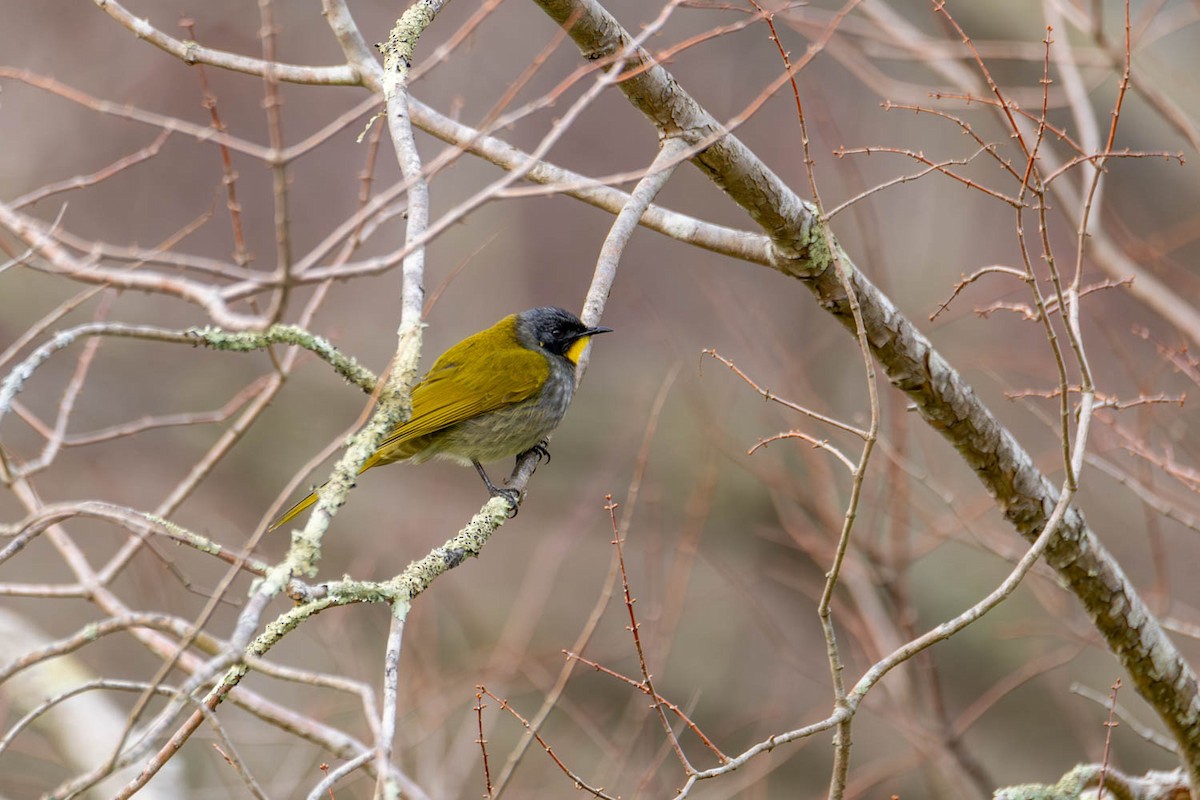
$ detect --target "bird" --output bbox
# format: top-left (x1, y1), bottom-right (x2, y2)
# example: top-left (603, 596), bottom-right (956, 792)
top-left (269, 306), bottom-right (612, 530)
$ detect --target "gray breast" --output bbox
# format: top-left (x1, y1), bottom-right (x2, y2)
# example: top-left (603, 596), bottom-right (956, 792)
top-left (423, 358), bottom-right (577, 465)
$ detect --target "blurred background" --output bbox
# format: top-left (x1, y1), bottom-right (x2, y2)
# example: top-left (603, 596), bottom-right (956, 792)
top-left (2, 0), bottom-right (1199, 797)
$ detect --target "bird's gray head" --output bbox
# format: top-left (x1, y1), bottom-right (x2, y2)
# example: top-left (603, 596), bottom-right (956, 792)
top-left (516, 306), bottom-right (613, 365)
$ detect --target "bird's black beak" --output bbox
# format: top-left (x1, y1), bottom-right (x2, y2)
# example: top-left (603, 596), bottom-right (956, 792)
top-left (562, 324), bottom-right (612, 365)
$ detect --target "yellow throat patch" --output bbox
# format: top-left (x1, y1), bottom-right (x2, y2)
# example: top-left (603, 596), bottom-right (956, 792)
top-left (565, 336), bottom-right (591, 365)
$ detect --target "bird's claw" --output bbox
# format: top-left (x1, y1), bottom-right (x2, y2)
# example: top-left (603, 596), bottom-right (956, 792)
top-left (527, 441), bottom-right (551, 464)
top-left (475, 461), bottom-right (521, 515)
top-left (492, 486), bottom-right (521, 517)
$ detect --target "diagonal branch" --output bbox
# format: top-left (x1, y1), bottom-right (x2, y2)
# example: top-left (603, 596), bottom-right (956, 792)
top-left (530, 0), bottom-right (1200, 785)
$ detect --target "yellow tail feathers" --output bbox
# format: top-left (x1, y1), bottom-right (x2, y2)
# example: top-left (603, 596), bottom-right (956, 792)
top-left (269, 458), bottom-right (375, 531)
top-left (268, 489), bottom-right (319, 531)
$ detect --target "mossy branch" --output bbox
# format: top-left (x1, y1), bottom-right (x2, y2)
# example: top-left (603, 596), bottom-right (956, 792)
top-left (187, 324), bottom-right (378, 394)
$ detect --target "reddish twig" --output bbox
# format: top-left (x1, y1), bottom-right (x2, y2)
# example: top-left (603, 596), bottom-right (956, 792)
top-left (1097, 678), bottom-right (1122, 798)
top-left (564, 649), bottom-right (729, 764)
top-left (702, 349), bottom-right (867, 439)
top-left (476, 687), bottom-right (618, 800)
top-left (180, 17), bottom-right (250, 267)
top-left (475, 689), bottom-right (494, 798)
top-left (605, 494), bottom-right (693, 772)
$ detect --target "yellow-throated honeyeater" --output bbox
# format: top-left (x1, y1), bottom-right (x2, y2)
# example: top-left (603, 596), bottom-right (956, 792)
top-left (270, 306), bottom-right (611, 529)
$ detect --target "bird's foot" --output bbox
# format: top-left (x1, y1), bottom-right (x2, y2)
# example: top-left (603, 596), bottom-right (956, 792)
top-left (475, 461), bottom-right (520, 516)
top-left (493, 486), bottom-right (521, 517)
top-left (527, 441), bottom-right (551, 464)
